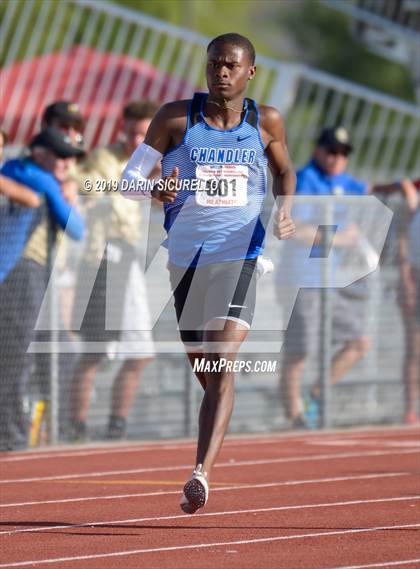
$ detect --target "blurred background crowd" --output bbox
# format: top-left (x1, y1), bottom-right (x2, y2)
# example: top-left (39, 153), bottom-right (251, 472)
top-left (0, 0), bottom-right (418, 450)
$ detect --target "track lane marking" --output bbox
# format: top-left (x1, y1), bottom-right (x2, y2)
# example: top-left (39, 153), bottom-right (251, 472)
top-left (306, 439), bottom-right (420, 449)
top-left (1, 448), bottom-right (417, 484)
top-left (324, 560), bottom-right (420, 569)
top-left (1, 495), bottom-right (419, 536)
top-left (0, 438), bottom-right (286, 462)
top-left (0, 471), bottom-right (415, 509)
top-left (1, 523), bottom-right (419, 567)
top-left (2, 426), bottom-right (419, 463)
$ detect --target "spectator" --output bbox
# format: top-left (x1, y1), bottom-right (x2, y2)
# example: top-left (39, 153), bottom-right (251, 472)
top-left (37, 102), bottom-right (85, 439)
top-left (69, 101), bottom-right (158, 441)
top-left (0, 128), bottom-right (84, 450)
top-left (278, 127), bottom-right (418, 429)
top-left (360, 176), bottom-right (419, 424)
top-left (278, 127), bottom-right (372, 429)
top-left (41, 101), bottom-right (84, 208)
top-left (396, 179), bottom-right (419, 424)
top-left (0, 128), bottom-right (40, 208)
top-left (41, 101), bottom-right (84, 147)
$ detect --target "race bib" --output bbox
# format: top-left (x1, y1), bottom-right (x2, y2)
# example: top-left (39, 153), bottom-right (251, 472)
top-left (195, 164), bottom-right (248, 207)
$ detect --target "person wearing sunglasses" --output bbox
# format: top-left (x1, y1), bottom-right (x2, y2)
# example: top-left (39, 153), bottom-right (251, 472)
top-left (278, 126), bottom-right (372, 429)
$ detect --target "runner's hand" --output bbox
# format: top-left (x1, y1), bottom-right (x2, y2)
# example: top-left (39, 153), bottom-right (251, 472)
top-left (151, 166), bottom-right (180, 203)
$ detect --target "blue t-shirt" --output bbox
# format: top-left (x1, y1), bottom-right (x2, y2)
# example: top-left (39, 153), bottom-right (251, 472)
top-left (0, 159), bottom-right (84, 282)
top-left (281, 160), bottom-right (368, 287)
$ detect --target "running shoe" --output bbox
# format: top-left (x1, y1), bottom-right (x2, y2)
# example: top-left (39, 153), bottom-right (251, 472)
top-left (180, 464), bottom-right (209, 514)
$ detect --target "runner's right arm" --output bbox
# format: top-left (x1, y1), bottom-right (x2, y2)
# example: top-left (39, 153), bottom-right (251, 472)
top-left (121, 101), bottom-right (188, 203)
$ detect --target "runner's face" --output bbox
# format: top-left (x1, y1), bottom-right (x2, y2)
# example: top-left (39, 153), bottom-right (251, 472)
top-left (314, 146), bottom-right (349, 176)
top-left (206, 44), bottom-right (255, 100)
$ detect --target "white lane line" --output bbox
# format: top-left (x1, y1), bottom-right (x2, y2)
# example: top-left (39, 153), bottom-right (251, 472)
top-left (3, 426), bottom-right (419, 463)
top-left (2, 495), bottom-right (419, 536)
top-left (1, 523), bottom-right (419, 567)
top-left (1, 448), bottom-right (418, 485)
top-left (325, 560), bottom-right (420, 569)
top-left (0, 436), bottom-right (293, 463)
top-left (306, 439), bottom-right (420, 449)
top-left (0, 471), bottom-right (414, 509)
top-left (2, 432), bottom-right (338, 463)
top-left (0, 444), bottom-right (195, 462)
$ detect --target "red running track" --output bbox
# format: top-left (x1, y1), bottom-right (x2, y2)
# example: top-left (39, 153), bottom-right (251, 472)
top-left (0, 426), bottom-right (419, 569)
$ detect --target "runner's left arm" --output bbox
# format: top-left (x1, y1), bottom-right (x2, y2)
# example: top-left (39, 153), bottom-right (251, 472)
top-left (259, 106), bottom-right (296, 240)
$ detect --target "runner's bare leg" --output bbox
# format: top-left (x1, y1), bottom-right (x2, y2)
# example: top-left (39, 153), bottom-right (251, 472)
top-left (186, 352), bottom-right (207, 390)
top-left (195, 319), bottom-right (248, 479)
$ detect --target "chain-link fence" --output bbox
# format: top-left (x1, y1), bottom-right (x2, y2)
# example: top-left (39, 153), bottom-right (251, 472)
top-left (0, 188), bottom-right (414, 449)
top-left (0, 0), bottom-right (418, 449)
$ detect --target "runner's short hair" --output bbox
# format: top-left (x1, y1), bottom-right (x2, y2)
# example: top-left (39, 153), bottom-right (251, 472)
top-left (123, 101), bottom-right (159, 121)
top-left (207, 33), bottom-right (255, 65)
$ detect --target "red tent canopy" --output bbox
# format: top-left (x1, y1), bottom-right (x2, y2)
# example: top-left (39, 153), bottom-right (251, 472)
top-left (0, 45), bottom-right (195, 148)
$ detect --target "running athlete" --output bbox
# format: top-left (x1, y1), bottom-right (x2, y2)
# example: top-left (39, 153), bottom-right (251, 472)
top-left (121, 33), bottom-right (296, 513)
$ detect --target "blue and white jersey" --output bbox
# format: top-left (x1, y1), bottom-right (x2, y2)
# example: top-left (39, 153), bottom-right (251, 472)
top-left (162, 93), bottom-right (268, 267)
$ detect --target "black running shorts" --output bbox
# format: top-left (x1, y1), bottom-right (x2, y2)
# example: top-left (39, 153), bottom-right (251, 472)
top-left (168, 258), bottom-right (257, 346)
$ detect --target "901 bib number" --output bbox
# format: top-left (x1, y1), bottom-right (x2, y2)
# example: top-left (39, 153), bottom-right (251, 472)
top-left (195, 164), bottom-right (248, 207)
top-left (204, 178), bottom-right (237, 197)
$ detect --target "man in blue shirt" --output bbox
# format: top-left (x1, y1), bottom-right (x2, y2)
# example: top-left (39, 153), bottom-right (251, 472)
top-left (0, 127), bottom-right (84, 450)
top-left (0, 128), bottom-right (84, 281)
top-left (279, 127), bottom-right (371, 429)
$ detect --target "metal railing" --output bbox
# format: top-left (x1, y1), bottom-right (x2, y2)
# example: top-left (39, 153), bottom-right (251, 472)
top-left (322, 0), bottom-right (420, 37)
top-left (0, 0), bottom-right (418, 181)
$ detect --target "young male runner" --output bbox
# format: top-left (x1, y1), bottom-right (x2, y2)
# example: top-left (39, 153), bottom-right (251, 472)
top-left (121, 33), bottom-right (296, 513)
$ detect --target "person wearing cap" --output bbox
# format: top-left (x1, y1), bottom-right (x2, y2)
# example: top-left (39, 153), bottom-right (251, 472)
top-left (0, 128), bottom-right (84, 282)
top-left (0, 127), bottom-right (85, 450)
top-left (42, 101), bottom-right (84, 147)
top-left (278, 126), bottom-right (373, 429)
top-left (277, 127), bottom-right (417, 429)
top-left (41, 101), bottom-right (85, 206)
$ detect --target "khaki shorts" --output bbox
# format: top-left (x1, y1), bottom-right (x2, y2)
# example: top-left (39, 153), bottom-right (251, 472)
top-left (282, 288), bottom-right (366, 356)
